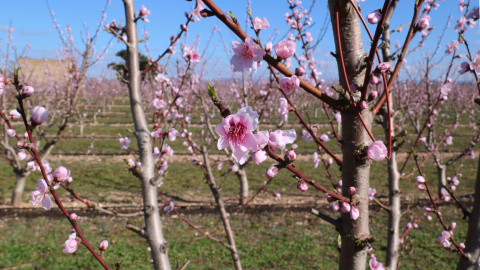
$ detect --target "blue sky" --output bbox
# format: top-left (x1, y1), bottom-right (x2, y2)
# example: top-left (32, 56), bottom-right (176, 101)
top-left (1, 0), bottom-right (479, 80)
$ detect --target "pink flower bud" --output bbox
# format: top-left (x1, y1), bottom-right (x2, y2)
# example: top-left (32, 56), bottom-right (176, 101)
top-left (284, 150), bottom-right (296, 163)
top-left (370, 75), bottom-right (380, 85)
top-left (295, 67), bottom-right (305, 76)
top-left (16, 140), bottom-right (27, 149)
top-left (417, 184), bottom-right (426, 191)
top-left (327, 195), bottom-right (335, 202)
top-left (350, 205), bottom-right (359, 220)
top-left (70, 213), bottom-right (78, 221)
top-left (459, 243), bottom-right (465, 249)
top-left (266, 164), bottom-right (279, 178)
top-left (416, 17), bottom-right (430, 31)
top-left (416, 176), bottom-right (425, 183)
top-left (367, 10), bottom-right (382, 24)
top-left (341, 202), bottom-right (351, 213)
top-left (427, 215), bottom-right (432, 221)
top-left (406, 222), bottom-right (413, 229)
top-left (449, 222), bottom-right (456, 230)
top-left (181, 24), bottom-right (188, 31)
top-left (374, 62), bottom-right (391, 74)
top-left (31, 106), bottom-right (49, 127)
top-left (331, 202), bottom-right (339, 212)
top-left (360, 101), bottom-right (368, 110)
top-left (53, 166), bottom-right (71, 182)
top-left (252, 150), bottom-right (268, 165)
top-left (337, 180), bottom-right (343, 187)
top-left (297, 180), bottom-right (308, 192)
top-left (21, 86), bottom-right (35, 97)
top-left (274, 40), bottom-right (296, 59)
top-left (327, 158), bottom-right (333, 165)
top-left (265, 41), bottom-right (273, 52)
top-left (368, 90), bottom-right (378, 101)
top-left (349, 187), bottom-right (356, 195)
top-left (99, 240), bottom-right (109, 252)
top-left (320, 134), bottom-right (329, 142)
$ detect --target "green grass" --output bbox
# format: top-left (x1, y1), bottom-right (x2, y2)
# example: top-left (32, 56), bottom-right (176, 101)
top-left (0, 203), bottom-right (469, 269)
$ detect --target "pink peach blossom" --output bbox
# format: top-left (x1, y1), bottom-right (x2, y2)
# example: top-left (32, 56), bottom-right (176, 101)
top-left (279, 75), bottom-right (300, 94)
top-left (263, 129), bottom-right (297, 151)
top-left (215, 107), bottom-right (260, 164)
top-left (230, 36), bottom-right (264, 72)
top-left (63, 232), bottom-right (80, 253)
top-left (253, 17), bottom-right (270, 30)
top-left (369, 254), bottom-right (385, 270)
top-left (6, 129), bottom-right (16, 137)
top-left (367, 141), bottom-right (388, 161)
top-left (9, 110), bottom-right (21, 119)
top-left (182, 45), bottom-right (200, 62)
top-left (17, 149), bottom-right (27, 160)
top-left (278, 98), bottom-right (289, 121)
top-left (119, 137), bottom-right (131, 150)
top-left (252, 150), bottom-right (268, 165)
top-left (445, 40), bottom-right (459, 54)
top-left (313, 152), bottom-right (320, 168)
top-left (31, 179), bottom-right (52, 210)
top-left (53, 166), bottom-right (71, 182)
top-left (368, 187), bottom-right (376, 200)
top-left (350, 205), bottom-right (359, 220)
top-left (436, 230), bottom-right (451, 247)
top-left (274, 40), bottom-right (296, 59)
top-left (459, 61), bottom-right (470, 74)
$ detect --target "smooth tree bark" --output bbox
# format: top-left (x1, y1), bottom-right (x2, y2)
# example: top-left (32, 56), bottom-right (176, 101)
top-left (122, 1), bottom-right (171, 269)
top-left (236, 165), bottom-right (248, 205)
top-left (457, 151), bottom-right (480, 269)
top-left (380, 1), bottom-right (402, 268)
top-left (329, 1), bottom-right (371, 269)
top-left (11, 169), bottom-right (29, 206)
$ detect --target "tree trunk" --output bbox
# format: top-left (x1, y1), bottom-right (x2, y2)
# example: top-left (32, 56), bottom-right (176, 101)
top-left (385, 151), bottom-right (401, 269)
top-left (236, 166), bottom-right (248, 205)
top-left (339, 110), bottom-right (372, 270)
top-left (80, 120), bottom-right (84, 136)
top-left (11, 169), bottom-right (30, 206)
top-left (381, 1), bottom-right (402, 268)
top-left (437, 163), bottom-right (447, 197)
top-left (329, 1), bottom-right (370, 269)
top-left (456, 150), bottom-right (480, 269)
top-left (123, 1), bottom-right (171, 269)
